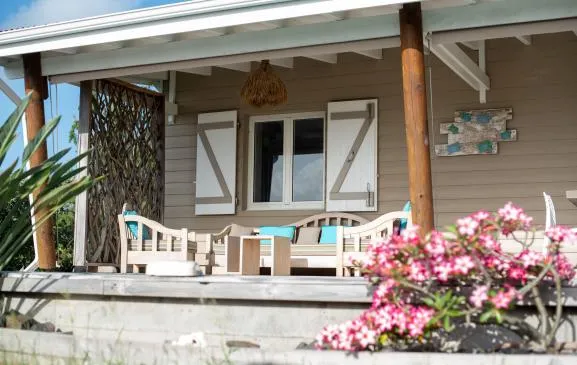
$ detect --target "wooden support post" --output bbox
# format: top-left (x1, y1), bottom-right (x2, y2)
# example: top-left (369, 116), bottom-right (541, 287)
top-left (399, 3), bottom-right (434, 234)
top-left (73, 80), bottom-right (93, 271)
top-left (23, 53), bottom-right (56, 270)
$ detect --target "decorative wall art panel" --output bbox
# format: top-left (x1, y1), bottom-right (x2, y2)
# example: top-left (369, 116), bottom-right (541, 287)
top-left (435, 108), bottom-right (516, 157)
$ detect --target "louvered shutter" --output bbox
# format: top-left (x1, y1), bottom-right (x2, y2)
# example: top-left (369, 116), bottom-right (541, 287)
top-left (326, 99), bottom-right (378, 212)
top-left (195, 110), bottom-right (237, 215)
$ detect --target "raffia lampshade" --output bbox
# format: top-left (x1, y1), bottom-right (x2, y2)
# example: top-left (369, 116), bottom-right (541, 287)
top-left (240, 60), bottom-right (287, 107)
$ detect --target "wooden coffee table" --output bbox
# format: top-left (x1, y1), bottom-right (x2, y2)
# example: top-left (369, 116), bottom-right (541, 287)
top-left (235, 235), bottom-right (291, 276)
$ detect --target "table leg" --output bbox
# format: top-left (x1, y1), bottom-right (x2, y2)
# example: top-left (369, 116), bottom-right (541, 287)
top-left (225, 236), bottom-right (240, 273)
top-left (240, 238), bottom-right (260, 275)
top-left (271, 237), bottom-right (291, 276)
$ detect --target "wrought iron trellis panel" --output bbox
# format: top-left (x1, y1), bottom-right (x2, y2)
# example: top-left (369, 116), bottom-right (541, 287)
top-left (86, 79), bottom-right (165, 264)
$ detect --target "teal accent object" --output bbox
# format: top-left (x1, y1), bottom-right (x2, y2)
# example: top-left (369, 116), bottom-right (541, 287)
top-left (448, 124), bottom-right (459, 134)
top-left (461, 112), bottom-right (472, 122)
top-left (500, 130), bottom-right (512, 140)
top-left (123, 210), bottom-right (150, 240)
top-left (259, 226), bottom-right (296, 245)
top-left (399, 201), bottom-right (412, 230)
top-left (319, 226), bottom-right (338, 244)
top-left (447, 143), bottom-right (461, 154)
top-left (477, 113), bottom-right (491, 123)
top-left (477, 140), bottom-right (493, 153)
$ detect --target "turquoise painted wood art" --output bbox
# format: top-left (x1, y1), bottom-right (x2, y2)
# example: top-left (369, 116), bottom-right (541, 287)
top-left (435, 108), bottom-right (516, 157)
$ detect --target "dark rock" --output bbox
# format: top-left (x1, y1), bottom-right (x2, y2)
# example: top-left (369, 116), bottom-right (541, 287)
top-left (296, 341), bottom-right (316, 350)
top-left (2, 310), bottom-right (60, 333)
top-left (440, 323), bottom-right (525, 353)
top-left (30, 322), bottom-right (56, 332)
top-left (226, 340), bottom-right (260, 349)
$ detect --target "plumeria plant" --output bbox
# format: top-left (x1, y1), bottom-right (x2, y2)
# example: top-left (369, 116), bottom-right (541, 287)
top-left (316, 203), bottom-right (577, 352)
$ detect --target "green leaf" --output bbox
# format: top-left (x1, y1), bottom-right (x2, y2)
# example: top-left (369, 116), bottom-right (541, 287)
top-left (422, 298), bottom-right (436, 307)
top-left (443, 316), bottom-right (455, 332)
top-left (494, 310), bottom-right (503, 324)
top-left (479, 311), bottom-right (493, 323)
top-left (21, 116), bottom-right (60, 163)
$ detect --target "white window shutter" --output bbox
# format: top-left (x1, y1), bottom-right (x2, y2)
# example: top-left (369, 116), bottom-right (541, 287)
top-left (326, 99), bottom-right (378, 212)
top-left (195, 110), bottom-right (237, 215)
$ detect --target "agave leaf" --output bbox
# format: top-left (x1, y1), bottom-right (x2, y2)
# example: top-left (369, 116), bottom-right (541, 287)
top-left (21, 117), bottom-right (61, 164)
top-left (0, 95), bottom-right (31, 165)
top-left (0, 97), bottom-right (97, 270)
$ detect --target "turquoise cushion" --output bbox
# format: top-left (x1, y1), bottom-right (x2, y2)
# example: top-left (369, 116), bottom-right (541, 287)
top-left (399, 201), bottom-right (412, 230)
top-left (123, 210), bottom-right (150, 240)
top-left (259, 226), bottom-right (296, 245)
top-left (319, 226), bottom-right (338, 244)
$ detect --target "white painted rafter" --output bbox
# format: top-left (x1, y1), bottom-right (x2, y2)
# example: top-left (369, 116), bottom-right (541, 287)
top-left (269, 58), bottom-right (294, 68)
top-left (178, 66), bottom-right (212, 76)
top-left (217, 62), bottom-right (252, 72)
top-left (515, 35), bottom-right (532, 45)
top-left (429, 42), bottom-right (490, 93)
top-left (178, 29), bottom-right (226, 40)
top-left (235, 21), bottom-right (281, 32)
top-left (354, 49), bottom-right (382, 59)
top-left (305, 53), bottom-right (338, 64)
top-left (80, 41), bottom-right (124, 52)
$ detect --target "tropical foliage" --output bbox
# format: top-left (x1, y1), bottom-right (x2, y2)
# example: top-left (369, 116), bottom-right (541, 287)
top-left (0, 95), bottom-right (95, 270)
top-left (316, 203), bottom-right (577, 352)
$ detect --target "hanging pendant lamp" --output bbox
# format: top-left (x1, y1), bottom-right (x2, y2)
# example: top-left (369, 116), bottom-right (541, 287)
top-left (240, 60), bottom-right (287, 108)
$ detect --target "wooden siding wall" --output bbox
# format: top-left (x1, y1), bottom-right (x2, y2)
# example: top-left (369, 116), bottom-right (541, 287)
top-left (165, 32), bottom-right (577, 233)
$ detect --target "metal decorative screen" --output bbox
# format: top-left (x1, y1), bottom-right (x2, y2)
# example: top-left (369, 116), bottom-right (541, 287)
top-left (86, 79), bottom-right (165, 264)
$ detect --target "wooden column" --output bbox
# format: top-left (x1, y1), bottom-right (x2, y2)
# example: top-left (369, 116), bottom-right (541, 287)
top-left (399, 3), bottom-right (434, 234)
top-left (23, 53), bottom-right (56, 270)
top-left (73, 80), bottom-right (93, 271)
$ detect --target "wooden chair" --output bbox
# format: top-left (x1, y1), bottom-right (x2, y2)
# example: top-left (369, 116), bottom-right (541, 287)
top-left (336, 211), bottom-right (412, 276)
top-left (118, 212), bottom-right (214, 274)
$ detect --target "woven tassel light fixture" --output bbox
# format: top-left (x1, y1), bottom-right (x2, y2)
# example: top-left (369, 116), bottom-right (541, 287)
top-left (241, 60), bottom-right (287, 107)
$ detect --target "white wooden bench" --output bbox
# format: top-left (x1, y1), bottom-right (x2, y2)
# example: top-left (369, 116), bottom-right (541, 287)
top-left (210, 213), bottom-right (369, 274)
top-left (118, 213), bottom-right (214, 274)
top-left (336, 211), bottom-right (412, 276)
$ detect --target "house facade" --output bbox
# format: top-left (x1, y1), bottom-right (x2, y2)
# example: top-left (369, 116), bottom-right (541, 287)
top-left (165, 31), bottom-right (577, 233)
top-left (0, 0), bottom-right (576, 267)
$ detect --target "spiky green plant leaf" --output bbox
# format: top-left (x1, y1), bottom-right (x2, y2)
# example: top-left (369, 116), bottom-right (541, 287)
top-left (0, 94), bottom-right (96, 270)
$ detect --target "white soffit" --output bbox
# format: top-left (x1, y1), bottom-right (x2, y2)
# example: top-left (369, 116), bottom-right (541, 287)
top-left (2, 0), bottom-right (577, 80)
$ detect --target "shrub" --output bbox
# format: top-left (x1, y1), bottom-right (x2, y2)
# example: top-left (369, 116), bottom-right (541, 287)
top-left (315, 203), bottom-right (576, 352)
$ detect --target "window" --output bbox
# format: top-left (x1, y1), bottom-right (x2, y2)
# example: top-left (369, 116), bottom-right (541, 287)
top-left (248, 112), bottom-right (325, 210)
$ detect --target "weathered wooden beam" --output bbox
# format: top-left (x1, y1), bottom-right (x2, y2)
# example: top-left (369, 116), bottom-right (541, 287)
top-left (23, 53), bottom-right (56, 270)
top-left (399, 3), bottom-right (434, 234)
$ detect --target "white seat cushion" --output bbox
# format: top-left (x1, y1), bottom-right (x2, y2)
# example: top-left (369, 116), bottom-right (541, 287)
top-left (145, 261), bottom-right (202, 277)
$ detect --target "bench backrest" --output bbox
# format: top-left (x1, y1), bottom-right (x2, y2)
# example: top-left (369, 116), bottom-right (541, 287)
top-left (118, 213), bottom-right (191, 252)
top-left (336, 211), bottom-right (412, 275)
top-left (289, 212), bottom-right (369, 229)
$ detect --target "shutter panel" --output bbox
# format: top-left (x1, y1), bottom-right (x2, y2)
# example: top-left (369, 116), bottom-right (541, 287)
top-left (326, 99), bottom-right (378, 212)
top-left (195, 110), bottom-right (237, 215)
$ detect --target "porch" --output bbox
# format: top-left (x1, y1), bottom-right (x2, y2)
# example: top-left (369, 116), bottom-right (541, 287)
top-left (1, 0), bottom-right (576, 273)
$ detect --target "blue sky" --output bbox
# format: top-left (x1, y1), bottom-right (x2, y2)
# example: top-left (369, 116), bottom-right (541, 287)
top-left (0, 0), bottom-right (185, 167)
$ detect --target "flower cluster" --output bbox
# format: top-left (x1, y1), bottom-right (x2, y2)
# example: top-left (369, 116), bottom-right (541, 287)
top-left (315, 203), bottom-right (577, 351)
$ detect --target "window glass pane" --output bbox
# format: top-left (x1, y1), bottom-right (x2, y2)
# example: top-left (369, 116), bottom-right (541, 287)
top-left (292, 118), bottom-right (324, 202)
top-left (253, 121), bottom-right (284, 203)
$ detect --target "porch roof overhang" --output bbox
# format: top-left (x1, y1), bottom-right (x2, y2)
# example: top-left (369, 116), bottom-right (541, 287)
top-left (0, 0), bottom-right (576, 86)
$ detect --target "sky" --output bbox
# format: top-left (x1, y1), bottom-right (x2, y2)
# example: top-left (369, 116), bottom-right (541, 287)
top-left (0, 0), bottom-right (185, 167)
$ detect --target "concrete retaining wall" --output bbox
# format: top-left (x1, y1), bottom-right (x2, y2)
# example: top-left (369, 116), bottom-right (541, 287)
top-left (1, 272), bottom-right (577, 354)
